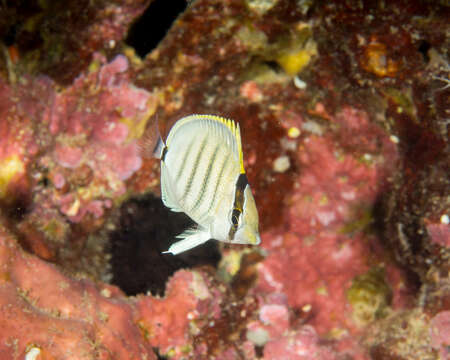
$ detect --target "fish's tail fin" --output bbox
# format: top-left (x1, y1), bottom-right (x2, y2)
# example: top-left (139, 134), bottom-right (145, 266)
top-left (138, 114), bottom-right (165, 159)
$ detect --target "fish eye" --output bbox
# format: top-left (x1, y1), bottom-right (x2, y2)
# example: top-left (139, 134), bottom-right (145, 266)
top-left (229, 208), bottom-right (242, 230)
top-left (232, 214), bottom-right (239, 228)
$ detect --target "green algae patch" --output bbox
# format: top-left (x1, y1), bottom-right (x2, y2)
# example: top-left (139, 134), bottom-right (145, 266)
top-left (347, 267), bottom-right (392, 327)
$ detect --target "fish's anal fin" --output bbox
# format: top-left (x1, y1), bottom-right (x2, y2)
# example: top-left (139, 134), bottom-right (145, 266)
top-left (162, 229), bottom-right (211, 255)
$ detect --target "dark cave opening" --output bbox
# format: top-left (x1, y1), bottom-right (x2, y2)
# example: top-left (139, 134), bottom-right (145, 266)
top-left (417, 40), bottom-right (431, 64)
top-left (109, 195), bottom-right (221, 296)
top-left (125, 0), bottom-right (188, 58)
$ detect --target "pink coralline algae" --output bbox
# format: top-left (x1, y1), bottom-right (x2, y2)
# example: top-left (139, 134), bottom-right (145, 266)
top-left (246, 294), bottom-right (290, 345)
top-left (245, 293), bottom-right (345, 360)
top-left (0, 0), bottom-right (448, 358)
top-left (1, 220), bottom-right (264, 359)
top-left (240, 81), bottom-right (264, 103)
top-left (426, 220), bottom-right (450, 248)
top-left (263, 326), bottom-right (337, 360)
top-left (136, 270), bottom-right (204, 355)
top-left (0, 0), bottom-right (151, 84)
top-left (45, 54), bottom-right (149, 184)
top-left (0, 78), bottom-right (46, 205)
top-left (232, 102), bottom-right (416, 360)
top-left (0, 53), bottom-right (158, 264)
top-left (0, 224), bottom-right (157, 360)
top-left (363, 309), bottom-right (439, 360)
top-left (430, 311), bottom-right (450, 360)
top-left (255, 107), bottom-right (400, 339)
top-left (0, 224), bottom-right (231, 360)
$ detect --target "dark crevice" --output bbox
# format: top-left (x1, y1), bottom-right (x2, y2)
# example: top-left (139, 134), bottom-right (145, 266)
top-left (125, 0), bottom-right (188, 58)
top-left (254, 345), bottom-right (264, 357)
top-left (263, 60), bottom-right (283, 72)
top-left (417, 40), bottom-right (431, 63)
top-left (371, 193), bottom-right (422, 292)
top-left (2, 196), bottom-right (30, 222)
top-left (2, 24), bottom-right (19, 46)
top-left (109, 195), bottom-right (221, 296)
top-left (152, 347), bottom-right (168, 360)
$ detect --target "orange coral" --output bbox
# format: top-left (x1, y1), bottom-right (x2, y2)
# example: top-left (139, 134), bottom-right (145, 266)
top-left (361, 39), bottom-right (399, 77)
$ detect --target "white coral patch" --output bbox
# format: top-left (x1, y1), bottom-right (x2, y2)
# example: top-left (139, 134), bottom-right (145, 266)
top-left (25, 347), bottom-right (41, 360)
top-left (316, 211), bottom-right (336, 226)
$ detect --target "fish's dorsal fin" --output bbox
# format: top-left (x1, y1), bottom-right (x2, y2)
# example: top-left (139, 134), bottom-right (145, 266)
top-left (234, 121), bottom-right (245, 174)
top-left (206, 115), bottom-right (245, 174)
top-left (167, 114), bottom-right (246, 174)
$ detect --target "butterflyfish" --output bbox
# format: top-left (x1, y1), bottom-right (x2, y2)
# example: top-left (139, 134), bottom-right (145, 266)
top-left (155, 114), bottom-right (261, 255)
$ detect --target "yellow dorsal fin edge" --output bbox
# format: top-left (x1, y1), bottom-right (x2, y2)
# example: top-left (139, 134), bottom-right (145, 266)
top-left (236, 123), bottom-right (245, 174)
top-left (204, 115), bottom-right (245, 174)
top-left (171, 114), bottom-right (246, 174)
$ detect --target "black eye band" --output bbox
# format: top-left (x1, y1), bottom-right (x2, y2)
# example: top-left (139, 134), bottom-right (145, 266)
top-left (231, 211), bottom-right (239, 229)
top-left (161, 146), bottom-right (168, 161)
top-left (228, 173), bottom-right (248, 240)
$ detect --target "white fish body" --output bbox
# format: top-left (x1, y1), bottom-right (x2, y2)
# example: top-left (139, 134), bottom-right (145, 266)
top-left (158, 114), bottom-right (260, 255)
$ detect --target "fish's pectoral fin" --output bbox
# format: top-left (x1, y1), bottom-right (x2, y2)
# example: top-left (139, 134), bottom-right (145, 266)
top-left (162, 229), bottom-right (211, 255)
top-left (153, 135), bottom-right (165, 159)
top-left (137, 114), bottom-right (165, 159)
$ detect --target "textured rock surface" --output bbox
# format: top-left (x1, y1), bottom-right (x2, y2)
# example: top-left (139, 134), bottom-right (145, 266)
top-left (0, 0), bottom-right (448, 358)
top-left (0, 224), bottom-right (157, 360)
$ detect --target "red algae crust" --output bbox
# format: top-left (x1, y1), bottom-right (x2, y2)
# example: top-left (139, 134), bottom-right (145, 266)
top-left (0, 224), bottom-right (156, 360)
top-left (0, 0), bottom-right (151, 85)
top-left (0, 224), bottom-right (233, 359)
top-left (0, 0), bottom-right (448, 358)
top-left (43, 53), bottom-right (154, 222)
top-left (0, 53), bottom-right (159, 264)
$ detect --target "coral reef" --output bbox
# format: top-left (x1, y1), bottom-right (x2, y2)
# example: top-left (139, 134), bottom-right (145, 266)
top-left (363, 309), bottom-right (438, 360)
top-left (430, 311), bottom-right (450, 360)
top-left (0, 51), bottom-right (159, 273)
top-left (110, 195), bottom-right (220, 296)
top-left (262, 327), bottom-right (336, 360)
top-left (0, 223), bottom-right (157, 359)
top-left (0, 0), bottom-right (151, 84)
top-left (0, 0), bottom-right (448, 359)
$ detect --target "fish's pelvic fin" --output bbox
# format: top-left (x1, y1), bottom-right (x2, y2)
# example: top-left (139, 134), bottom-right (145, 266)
top-left (162, 229), bottom-right (211, 255)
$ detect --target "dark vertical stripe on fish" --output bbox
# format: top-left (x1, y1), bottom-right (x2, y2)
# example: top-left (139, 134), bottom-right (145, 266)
top-left (191, 144), bottom-right (220, 213)
top-left (228, 173), bottom-right (248, 240)
top-left (160, 146), bottom-right (168, 162)
top-left (207, 153), bottom-right (229, 215)
top-left (175, 137), bottom-right (196, 182)
top-left (182, 136), bottom-right (208, 201)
